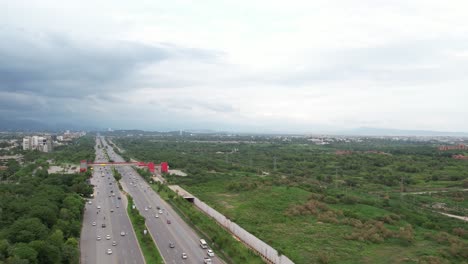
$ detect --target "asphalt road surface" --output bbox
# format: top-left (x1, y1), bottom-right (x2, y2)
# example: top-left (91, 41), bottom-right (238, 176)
top-left (80, 138), bottom-right (145, 264)
top-left (101, 137), bottom-right (222, 264)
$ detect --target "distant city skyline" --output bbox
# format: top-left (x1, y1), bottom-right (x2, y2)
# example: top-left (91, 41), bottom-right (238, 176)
top-left (2, 1), bottom-right (468, 132)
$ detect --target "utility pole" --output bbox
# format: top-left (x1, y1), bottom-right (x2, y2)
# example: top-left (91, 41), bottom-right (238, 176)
top-left (400, 175), bottom-right (404, 202)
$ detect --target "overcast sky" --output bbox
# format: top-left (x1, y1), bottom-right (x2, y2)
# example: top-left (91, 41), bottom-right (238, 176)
top-left (1, 0), bottom-right (468, 133)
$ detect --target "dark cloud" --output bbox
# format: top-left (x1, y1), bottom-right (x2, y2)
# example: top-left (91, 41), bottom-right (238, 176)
top-left (0, 29), bottom-right (168, 97)
top-left (0, 27), bottom-right (221, 98)
top-left (0, 27), bottom-right (222, 127)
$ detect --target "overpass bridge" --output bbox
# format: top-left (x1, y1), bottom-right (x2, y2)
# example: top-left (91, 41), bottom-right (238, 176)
top-left (80, 160), bottom-right (168, 174)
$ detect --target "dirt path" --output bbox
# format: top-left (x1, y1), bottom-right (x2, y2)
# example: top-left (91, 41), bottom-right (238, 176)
top-left (437, 212), bottom-right (468, 222)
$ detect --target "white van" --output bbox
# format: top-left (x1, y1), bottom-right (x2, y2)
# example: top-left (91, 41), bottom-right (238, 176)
top-left (200, 239), bottom-right (208, 249)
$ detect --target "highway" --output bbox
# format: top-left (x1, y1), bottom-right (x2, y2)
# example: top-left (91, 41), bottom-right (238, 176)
top-left (101, 137), bottom-right (222, 264)
top-left (80, 138), bottom-right (145, 264)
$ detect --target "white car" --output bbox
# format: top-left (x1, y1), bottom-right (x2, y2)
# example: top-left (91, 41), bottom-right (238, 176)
top-left (144, 207), bottom-right (148, 211)
top-left (207, 249), bottom-right (215, 257)
top-left (155, 214), bottom-right (159, 218)
top-left (112, 241), bottom-right (117, 246)
top-left (158, 210), bottom-right (163, 214)
top-left (97, 205), bottom-right (101, 209)
top-left (96, 236), bottom-right (101, 241)
top-left (120, 231), bottom-right (126, 236)
top-left (88, 201), bottom-right (92, 205)
top-left (92, 222), bottom-right (96, 226)
top-left (106, 235), bottom-right (111, 240)
top-left (181, 252), bottom-right (187, 259)
top-left (107, 248), bottom-right (112, 255)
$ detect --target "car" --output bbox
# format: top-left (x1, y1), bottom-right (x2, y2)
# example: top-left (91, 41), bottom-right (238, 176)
top-left (181, 252), bottom-right (187, 259)
top-left (112, 241), bottom-right (117, 246)
top-left (167, 220), bottom-right (171, 224)
top-left (102, 223), bottom-right (106, 228)
top-left (106, 235), bottom-right (111, 240)
top-left (120, 231), bottom-right (126, 236)
top-left (155, 214), bottom-right (159, 218)
top-left (156, 206), bottom-right (160, 210)
top-left (88, 201), bottom-right (92, 205)
top-left (92, 222), bottom-right (96, 226)
top-left (144, 207), bottom-right (148, 211)
top-left (117, 197), bottom-right (121, 200)
top-left (148, 205), bottom-right (152, 209)
top-left (110, 209), bottom-right (114, 213)
top-left (204, 257), bottom-right (212, 264)
top-left (96, 236), bottom-right (101, 241)
top-left (158, 210), bottom-right (163, 214)
top-left (207, 249), bottom-right (215, 257)
top-left (116, 205), bottom-right (120, 208)
top-left (107, 248), bottom-right (112, 255)
top-left (97, 205), bottom-right (101, 209)
top-left (169, 242), bottom-right (175, 248)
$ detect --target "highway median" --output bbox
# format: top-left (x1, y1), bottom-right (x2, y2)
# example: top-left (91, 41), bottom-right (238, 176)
top-left (126, 194), bottom-right (164, 264)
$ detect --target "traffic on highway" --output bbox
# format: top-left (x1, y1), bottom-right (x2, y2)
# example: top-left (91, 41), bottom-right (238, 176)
top-left (80, 138), bottom-right (145, 264)
top-left (100, 137), bottom-right (223, 264)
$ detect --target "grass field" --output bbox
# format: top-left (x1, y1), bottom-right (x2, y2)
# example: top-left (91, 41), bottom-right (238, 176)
top-left (114, 137), bottom-right (468, 264)
top-left (179, 178), bottom-right (468, 264)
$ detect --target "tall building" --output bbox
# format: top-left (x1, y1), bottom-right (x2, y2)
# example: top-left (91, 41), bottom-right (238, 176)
top-left (22, 135), bottom-right (53, 152)
top-left (22, 138), bottom-right (31, 150)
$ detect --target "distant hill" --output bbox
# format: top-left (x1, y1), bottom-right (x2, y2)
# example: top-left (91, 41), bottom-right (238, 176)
top-left (0, 118), bottom-right (96, 132)
top-left (339, 127), bottom-right (468, 137)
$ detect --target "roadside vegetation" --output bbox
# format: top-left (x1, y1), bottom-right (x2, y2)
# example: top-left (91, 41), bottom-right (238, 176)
top-left (153, 183), bottom-right (264, 264)
top-left (0, 136), bottom-right (95, 264)
top-left (113, 135), bottom-right (468, 263)
top-left (126, 195), bottom-right (164, 264)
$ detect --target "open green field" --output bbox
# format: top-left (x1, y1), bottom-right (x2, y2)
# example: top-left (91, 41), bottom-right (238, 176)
top-left (113, 135), bottom-right (468, 263)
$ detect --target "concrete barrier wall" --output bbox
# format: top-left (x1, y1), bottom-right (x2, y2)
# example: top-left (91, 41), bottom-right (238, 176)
top-left (193, 198), bottom-right (295, 264)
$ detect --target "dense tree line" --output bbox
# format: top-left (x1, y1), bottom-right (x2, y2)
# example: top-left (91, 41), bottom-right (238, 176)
top-left (114, 137), bottom-right (468, 190)
top-left (0, 137), bottom-right (95, 264)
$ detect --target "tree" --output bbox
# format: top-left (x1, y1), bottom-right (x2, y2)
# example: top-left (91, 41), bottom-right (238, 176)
top-left (47, 230), bottom-right (64, 249)
top-left (0, 239), bottom-right (10, 260)
top-left (29, 240), bottom-right (61, 264)
top-left (29, 206), bottom-right (57, 228)
top-left (8, 218), bottom-right (48, 243)
top-left (7, 243), bottom-right (38, 264)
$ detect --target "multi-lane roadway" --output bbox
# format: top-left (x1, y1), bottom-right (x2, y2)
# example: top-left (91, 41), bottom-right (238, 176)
top-left (101, 137), bottom-right (222, 264)
top-left (80, 138), bottom-right (145, 264)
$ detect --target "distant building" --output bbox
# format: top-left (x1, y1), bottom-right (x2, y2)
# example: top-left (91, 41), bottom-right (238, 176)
top-left (22, 137), bottom-right (31, 150)
top-left (438, 144), bottom-right (467, 151)
top-left (58, 131), bottom-right (86, 141)
top-left (22, 135), bottom-right (53, 152)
